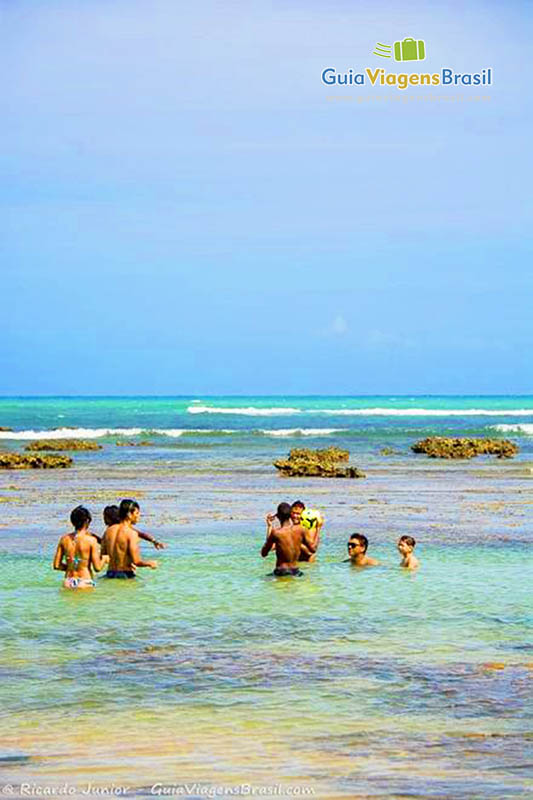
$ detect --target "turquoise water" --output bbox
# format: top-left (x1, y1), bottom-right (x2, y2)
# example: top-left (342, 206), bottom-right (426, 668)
top-left (0, 397), bottom-right (532, 797)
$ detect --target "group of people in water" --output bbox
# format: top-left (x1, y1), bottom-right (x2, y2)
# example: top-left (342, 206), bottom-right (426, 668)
top-left (53, 499), bottom-right (165, 589)
top-left (262, 499), bottom-right (418, 576)
top-left (53, 497), bottom-right (418, 590)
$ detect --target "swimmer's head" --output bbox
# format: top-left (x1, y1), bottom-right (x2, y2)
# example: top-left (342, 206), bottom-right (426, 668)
top-left (103, 505), bottom-right (120, 526)
top-left (119, 498), bottom-right (140, 522)
top-left (276, 502), bottom-right (292, 524)
top-left (290, 500), bottom-right (305, 524)
top-left (70, 505), bottom-right (92, 531)
top-left (347, 533), bottom-right (368, 555)
top-left (398, 535), bottom-right (416, 555)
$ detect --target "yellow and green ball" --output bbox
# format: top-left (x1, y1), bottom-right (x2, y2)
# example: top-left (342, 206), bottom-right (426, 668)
top-left (300, 508), bottom-right (324, 530)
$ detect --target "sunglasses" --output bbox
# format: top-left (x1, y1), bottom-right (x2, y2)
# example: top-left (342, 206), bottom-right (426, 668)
top-left (347, 542), bottom-right (360, 549)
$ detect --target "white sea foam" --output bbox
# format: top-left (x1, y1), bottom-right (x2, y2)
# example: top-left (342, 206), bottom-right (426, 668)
top-left (318, 408), bottom-right (533, 417)
top-left (187, 404), bottom-right (533, 417)
top-left (261, 428), bottom-right (343, 437)
top-left (491, 424), bottom-right (533, 435)
top-left (187, 404), bottom-right (301, 416)
top-left (0, 426), bottom-right (347, 440)
top-left (0, 427), bottom-right (185, 440)
top-left (0, 427), bottom-right (255, 440)
top-left (0, 427), bottom-right (139, 440)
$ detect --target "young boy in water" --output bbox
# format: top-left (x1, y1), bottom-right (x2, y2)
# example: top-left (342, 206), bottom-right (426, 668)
top-left (398, 535), bottom-right (419, 570)
top-left (262, 502), bottom-right (316, 577)
top-left (344, 533), bottom-right (379, 567)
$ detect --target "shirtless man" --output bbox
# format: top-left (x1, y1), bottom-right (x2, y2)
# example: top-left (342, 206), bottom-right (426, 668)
top-left (291, 501), bottom-right (323, 563)
top-left (272, 501), bottom-right (322, 562)
top-left (102, 499), bottom-right (158, 578)
top-left (53, 505), bottom-right (104, 589)
top-left (344, 533), bottom-right (379, 567)
top-left (102, 504), bottom-right (166, 549)
top-left (261, 502), bottom-right (317, 577)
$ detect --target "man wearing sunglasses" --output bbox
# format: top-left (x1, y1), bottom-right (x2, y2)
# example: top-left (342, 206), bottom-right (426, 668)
top-left (344, 533), bottom-right (379, 567)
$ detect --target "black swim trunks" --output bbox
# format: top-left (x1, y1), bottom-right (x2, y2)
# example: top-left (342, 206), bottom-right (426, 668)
top-left (272, 567), bottom-right (304, 577)
top-left (105, 570), bottom-right (136, 579)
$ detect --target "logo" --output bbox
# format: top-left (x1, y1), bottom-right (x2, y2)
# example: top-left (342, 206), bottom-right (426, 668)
top-left (373, 38), bottom-right (426, 62)
top-left (321, 37), bottom-right (492, 91)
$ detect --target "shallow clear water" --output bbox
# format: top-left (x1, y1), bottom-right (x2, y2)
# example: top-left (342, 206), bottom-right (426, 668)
top-left (0, 398), bottom-right (532, 798)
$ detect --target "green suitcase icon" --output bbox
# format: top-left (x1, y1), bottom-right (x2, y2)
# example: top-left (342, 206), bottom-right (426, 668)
top-left (394, 38), bottom-right (425, 61)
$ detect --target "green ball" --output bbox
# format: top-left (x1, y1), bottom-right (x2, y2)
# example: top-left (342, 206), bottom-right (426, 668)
top-left (300, 508), bottom-right (323, 529)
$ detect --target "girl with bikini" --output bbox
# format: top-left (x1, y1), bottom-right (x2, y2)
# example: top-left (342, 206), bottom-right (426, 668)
top-left (53, 505), bottom-right (104, 589)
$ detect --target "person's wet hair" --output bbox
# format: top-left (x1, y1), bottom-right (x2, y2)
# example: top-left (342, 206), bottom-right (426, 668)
top-left (349, 533), bottom-right (368, 553)
top-left (291, 500), bottom-right (305, 511)
top-left (277, 502), bottom-right (292, 523)
top-left (119, 499), bottom-right (140, 520)
top-left (70, 505), bottom-right (92, 531)
top-left (399, 535), bottom-right (416, 548)
top-left (103, 505), bottom-right (120, 526)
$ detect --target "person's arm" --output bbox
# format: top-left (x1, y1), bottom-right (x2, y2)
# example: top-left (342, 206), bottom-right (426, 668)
top-left (134, 527), bottom-right (166, 550)
top-left (261, 530), bottom-right (276, 558)
top-left (53, 539), bottom-right (67, 571)
top-left (306, 526), bottom-right (320, 552)
top-left (128, 533), bottom-right (157, 569)
top-left (265, 513), bottom-right (276, 535)
top-left (90, 539), bottom-right (104, 573)
top-left (301, 527), bottom-right (317, 555)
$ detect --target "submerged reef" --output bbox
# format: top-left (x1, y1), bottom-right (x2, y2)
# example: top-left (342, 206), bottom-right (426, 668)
top-left (116, 441), bottom-right (154, 447)
top-left (25, 439), bottom-right (102, 451)
top-left (0, 452), bottom-right (73, 469)
top-left (274, 447), bottom-right (366, 478)
top-left (411, 437), bottom-right (518, 459)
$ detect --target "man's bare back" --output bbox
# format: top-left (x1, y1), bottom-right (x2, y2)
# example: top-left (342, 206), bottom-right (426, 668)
top-left (262, 504), bottom-right (316, 576)
top-left (102, 502), bottom-right (157, 578)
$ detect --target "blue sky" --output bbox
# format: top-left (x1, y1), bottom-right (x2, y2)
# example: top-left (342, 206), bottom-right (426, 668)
top-left (1, 0), bottom-right (531, 394)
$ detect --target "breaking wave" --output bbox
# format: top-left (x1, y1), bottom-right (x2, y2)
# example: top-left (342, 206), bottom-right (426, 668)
top-left (187, 404), bottom-right (533, 417)
top-left (491, 424), bottom-right (533, 435)
top-left (0, 426), bottom-right (344, 440)
top-left (187, 404), bottom-right (301, 416)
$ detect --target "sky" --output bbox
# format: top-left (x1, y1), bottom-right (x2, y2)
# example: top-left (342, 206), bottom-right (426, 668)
top-left (1, 0), bottom-right (531, 395)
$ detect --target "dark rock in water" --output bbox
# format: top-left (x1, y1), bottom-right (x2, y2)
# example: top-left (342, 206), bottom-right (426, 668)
top-left (411, 437), bottom-right (519, 460)
top-left (0, 426), bottom-right (13, 432)
top-left (0, 452), bottom-right (72, 469)
top-left (116, 440), bottom-right (154, 447)
top-left (25, 439), bottom-right (102, 452)
top-left (380, 447), bottom-right (400, 456)
top-left (274, 447), bottom-right (365, 478)
top-left (0, 754), bottom-right (33, 764)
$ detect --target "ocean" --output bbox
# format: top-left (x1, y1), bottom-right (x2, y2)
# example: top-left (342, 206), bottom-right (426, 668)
top-left (0, 396), bottom-right (531, 798)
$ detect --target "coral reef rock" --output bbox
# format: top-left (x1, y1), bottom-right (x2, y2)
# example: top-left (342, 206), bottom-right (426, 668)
top-left (0, 452), bottom-right (73, 469)
top-left (25, 439), bottom-right (102, 452)
top-left (116, 441), bottom-right (154, 447)
top-left (411, 437), bottom-right (518, 460)
top-left (274, 447), bottom-right (365, 478)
